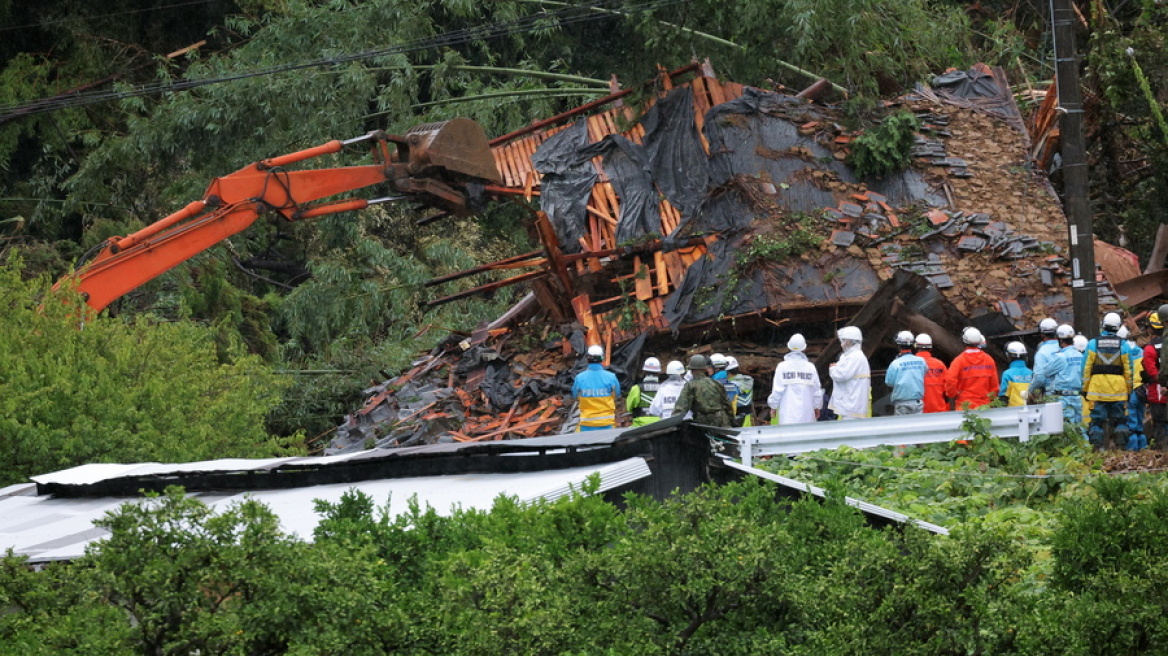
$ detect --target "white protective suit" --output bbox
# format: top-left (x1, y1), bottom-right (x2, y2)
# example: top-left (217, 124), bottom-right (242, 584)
top-left (829, 342), bottom-right (871, 420)
top-left (766, 351), bottom-right (823, 424)
top-left (648, 376), bottom-right (688, 419)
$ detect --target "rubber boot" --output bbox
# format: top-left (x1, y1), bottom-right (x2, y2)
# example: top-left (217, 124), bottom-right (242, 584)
top-left (1127, 431), bottom-right (1144, 451)
top-left (1114, 425), bottom-right (1131, 452)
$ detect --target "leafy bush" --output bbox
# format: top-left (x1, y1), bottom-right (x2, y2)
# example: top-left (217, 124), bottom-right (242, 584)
top-left (0, 263), bottom-right (301, 485)
top-left (847, 110), bottom-right (921, 179)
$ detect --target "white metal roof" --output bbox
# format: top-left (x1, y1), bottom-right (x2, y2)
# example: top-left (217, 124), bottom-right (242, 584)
top-left (1, 457), bottom-right (651, 563)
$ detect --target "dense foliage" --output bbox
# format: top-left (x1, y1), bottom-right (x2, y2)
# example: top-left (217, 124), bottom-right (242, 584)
top-left (5, 471), bottom-right (1168, 654)
top-left (0, 265), bottom-right (299, 486)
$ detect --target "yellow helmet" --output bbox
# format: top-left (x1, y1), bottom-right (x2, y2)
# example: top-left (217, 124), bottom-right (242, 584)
top-left (1150, 312), bottom-right (1164, 331)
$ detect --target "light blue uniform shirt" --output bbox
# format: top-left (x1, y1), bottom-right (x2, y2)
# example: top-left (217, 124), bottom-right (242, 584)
top-left (885, 352), bottom-right (927, 402)
top-left (1031, 339), bottom-right (1060, 385)
top-left (1034, 345), bottom-right (1084, 394)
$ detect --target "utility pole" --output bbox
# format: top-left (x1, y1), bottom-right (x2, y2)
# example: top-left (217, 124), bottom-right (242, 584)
top-left (1051, 0), bottom-right (1099, 338)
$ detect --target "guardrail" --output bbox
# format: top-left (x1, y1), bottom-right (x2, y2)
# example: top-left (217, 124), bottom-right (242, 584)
top-left (732, 403), bottom-right (1065, 467)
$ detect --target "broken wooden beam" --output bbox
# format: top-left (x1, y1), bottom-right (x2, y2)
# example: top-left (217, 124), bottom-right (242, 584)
top-left (424, 249), bottom-right (544, 287)
top-left (424, 269), bottom-right (549, 307)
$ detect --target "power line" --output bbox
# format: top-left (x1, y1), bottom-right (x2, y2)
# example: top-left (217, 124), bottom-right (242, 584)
top-left (0, 0), bottom-right (688, 120)
top-left (0, 0), bottom-right (226, 33)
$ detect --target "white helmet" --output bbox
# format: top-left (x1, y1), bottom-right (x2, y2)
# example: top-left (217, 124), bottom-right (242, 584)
top-left (1006, 341), bottom-right (1027, 358)
top-left (666, 360), bottom-right (685, 376)
top-left (1117, 326), bottom-right (1130, 340)
top-left (1073, 334), bottom-right (1088, 352)
top-left (725, 356), bottom-right (739, 371)
top-left (586, 344), bottom-right (604, 361)
top-left (642, 357), bottom-right (662, 373)
top-left (914, 333), bottom-right (933, 349)
top-left (1039, 318), bottom-right (1058, 335)
top-left (1103, 312), bottom-right (1122, 331)
top-left (788, 333), bottom-right (807, 351)
top-left (710, 353), bottom-right (728, 369)
top-left (1056, 324), bottom-right (1075, 339)
top-left (962, 327), bottom-right (984, 346)
top-left (837, 326), bottom-right (863, 342)
top-left (895, 330), bottom-right (915, 348)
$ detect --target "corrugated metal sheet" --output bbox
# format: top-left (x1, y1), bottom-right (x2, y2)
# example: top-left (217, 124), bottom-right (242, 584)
top-left (1, 457), bottom-right (652, 563)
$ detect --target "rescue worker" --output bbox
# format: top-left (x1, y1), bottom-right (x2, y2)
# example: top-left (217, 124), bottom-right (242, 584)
top-left (1031, 324), bottom-right (1085, 427)
top-left (1082, 312), bottom-right (1133, 450)
top-left (944, 327), bottom-right (998, 410)
top-left (1143, 311), bottom-right (1167, 448)
top-left (998, 341), bottom-right (1032, 407)
top-left (829, 326), bottom-right (871, 420)
top-left (1074, 334), bottom-right (1088, 353)
top-left (710, 353), bottom-right (739, 408)
top-left (1118, 326), bottom-right (1147, 450)
top-left (726, 356), bottom-right (755, 426)
top-left (626, 357), bottom-right (662, 427)
top-left (673, 354), bottom-right (735, 427)
top-left (571, 344), bottom-right (621, 431)
top-left (648, 360), bottom-right (687, 420)
top-left (1031, 318), bottom-right (1060, 392)
top-left (915, 333), bottom-right (949, 413)
top-left (885, 330), bottom-right (926, 414)
top-left (767, 333), bottom-right (823, 425)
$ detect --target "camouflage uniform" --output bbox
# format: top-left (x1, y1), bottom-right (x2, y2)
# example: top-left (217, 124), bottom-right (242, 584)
top-left (673, 374), bottom-right (735, 427)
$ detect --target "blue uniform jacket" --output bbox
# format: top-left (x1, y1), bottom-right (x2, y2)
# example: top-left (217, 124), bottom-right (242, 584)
top-left (999, 360), bottom-right (1034, 406)
top-left (885, 352), bottom-right (926, 402)
top-left (572, 364), bottom-right (621, 427)
top-left (1034, 345), bottom-right (1084, 395)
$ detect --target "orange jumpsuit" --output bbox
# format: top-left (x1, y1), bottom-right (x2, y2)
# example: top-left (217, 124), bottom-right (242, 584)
top-left (917, 349), bottom-right (949, 413)
top-left (944, 348), bottom-right (998, 410)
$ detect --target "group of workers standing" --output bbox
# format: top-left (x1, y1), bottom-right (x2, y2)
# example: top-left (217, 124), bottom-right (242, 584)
top-left (570, 304), bottom-right (1168, 449)
top-left (570, 345), bottom-right (753, 430)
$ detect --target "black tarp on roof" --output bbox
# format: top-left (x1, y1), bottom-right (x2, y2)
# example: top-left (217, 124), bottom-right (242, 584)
top-left (532, 120), bottom-right (596, 254)
top-left (641, 87), bottom-right (710, 225)
top-left (579, 135), bottom-right (662, 244)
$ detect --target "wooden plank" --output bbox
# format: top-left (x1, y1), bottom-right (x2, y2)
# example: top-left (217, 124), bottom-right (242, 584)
top-left (634, 256), bottom-right (653, 301)
top-left (587, 204), bottom-right (617, 228)
top-left (492, 150), bottom-right (511, 187)
top-left (663, 249), bottom-right (686, 285)
top-left (586, 114), bottom-right (604, 144)
top-left (654, 250), bottom-right (670, 295)
top-left (707, 75), bottom-right (727, 107)
top-left (503, 145), bottom-right (523, 188)
top-left (571, 294), bottom-right (598, 346)
top-left (659, 199), bottom-right (678, 234)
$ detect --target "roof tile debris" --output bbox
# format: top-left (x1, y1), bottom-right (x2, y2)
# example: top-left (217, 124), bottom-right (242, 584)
top-left (330, 60), bottom-right (1137, 453)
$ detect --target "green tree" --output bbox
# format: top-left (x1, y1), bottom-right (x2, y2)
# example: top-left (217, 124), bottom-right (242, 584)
top-left (0, 263), bottom-right (299, 485)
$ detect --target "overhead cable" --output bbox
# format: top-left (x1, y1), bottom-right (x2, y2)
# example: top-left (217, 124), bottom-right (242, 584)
top-left (0, 0), bottom-right (688, 120)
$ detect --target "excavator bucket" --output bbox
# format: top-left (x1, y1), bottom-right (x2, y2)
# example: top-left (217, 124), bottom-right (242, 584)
top-left (401, 118), bottom-right (501, 184)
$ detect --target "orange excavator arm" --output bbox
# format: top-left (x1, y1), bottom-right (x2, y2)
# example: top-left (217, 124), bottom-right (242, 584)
top-left (56, 118), bottom-right (501, 313)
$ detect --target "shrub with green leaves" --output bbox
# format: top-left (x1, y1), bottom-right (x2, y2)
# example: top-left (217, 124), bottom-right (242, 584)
top-left (847, 110), bottom-right (920, 179)
top-left (0, 263), bottom-right (301, 485)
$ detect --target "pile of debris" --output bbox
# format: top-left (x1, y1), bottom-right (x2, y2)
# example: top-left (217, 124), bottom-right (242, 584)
top-left (329, 60), bottom-right (1137, 453)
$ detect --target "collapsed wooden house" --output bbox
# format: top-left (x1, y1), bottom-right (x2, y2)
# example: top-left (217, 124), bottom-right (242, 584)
top-left (330, 60), bottom-right (1137, 452)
